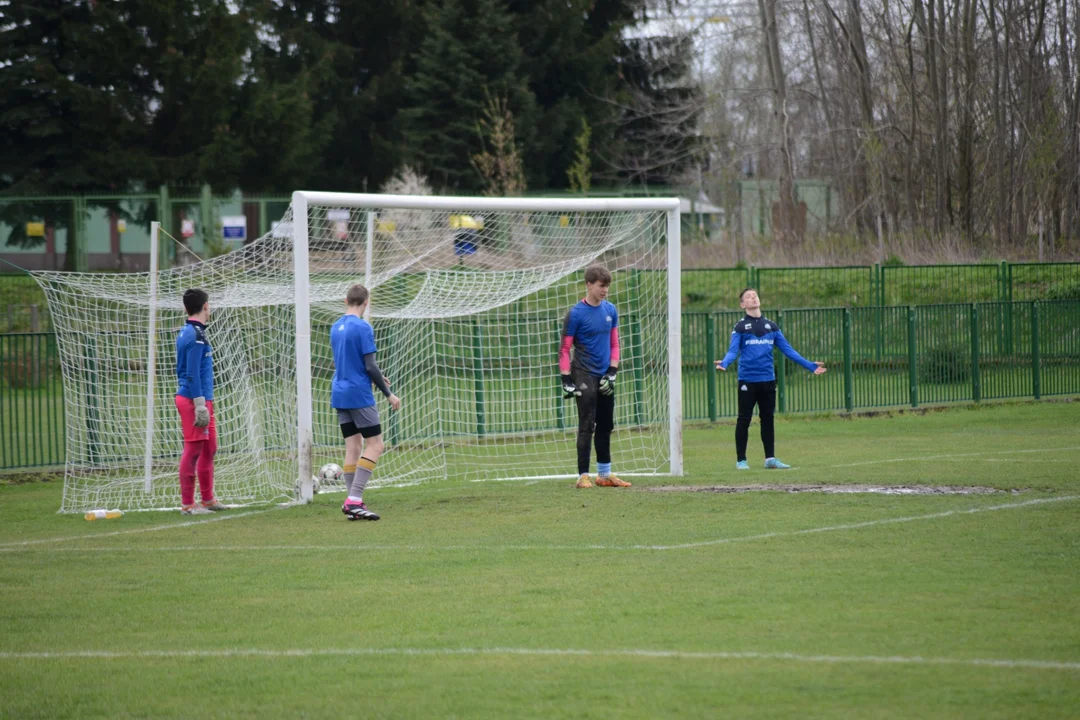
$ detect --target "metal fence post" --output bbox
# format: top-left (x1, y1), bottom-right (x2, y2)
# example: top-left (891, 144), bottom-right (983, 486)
top-left (1032, 302), bottom-right (1041, 400)
top-left (472, 319), bottom-right (485, 438)
top-left (970, 303), bottom-right (981, 402)
top-left (907, 306), bottom-right (918, 407)
top-left (999, 261), bottom-right (1011, 355)
top-left (258, 199), bottom-right (268, 238)
top-left (776, 309), bottom-right (786, 413)
top-left (199, 184), bottom-right (213, 250)
top-left (843, 308), bottom-right (854, 411)
top-left (706, 314), bottom-right (718, 421)
top-left (86, 335), bottom-right (100, 463)
top-left (385, 322), bottom-right (400, 446)
top-left (629, 268), bottom-right (645, 426)
top-left (555, 320), bottom-right (565, 431)
top-left (74, 196), bottom-right (89, 272)
top-left (157, 186), bottom-right (171, 270)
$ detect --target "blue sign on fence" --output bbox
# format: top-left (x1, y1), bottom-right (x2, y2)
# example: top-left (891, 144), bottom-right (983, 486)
top-left (222, 215), bottom-right (247, 241)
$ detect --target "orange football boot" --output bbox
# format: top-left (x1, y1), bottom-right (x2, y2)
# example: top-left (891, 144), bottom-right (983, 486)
top-left (595, 475), bottom-right (631, 487)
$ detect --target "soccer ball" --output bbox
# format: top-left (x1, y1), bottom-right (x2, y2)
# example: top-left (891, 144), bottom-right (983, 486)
top-left (319, 463), bottom-right (344, 486)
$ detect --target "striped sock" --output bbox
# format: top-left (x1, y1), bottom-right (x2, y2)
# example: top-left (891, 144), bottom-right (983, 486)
top-left (351, 456), bottom-right (376, 498)
top-left (598, 462), bottom-right (611, 478)
top-left (343, 463), bottom-right (357, 501)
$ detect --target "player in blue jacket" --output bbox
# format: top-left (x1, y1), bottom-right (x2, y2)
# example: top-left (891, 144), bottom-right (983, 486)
top-left (175, 288), bottom-right (226, 514)
top-left (715, 288), bottom-right (827, 469)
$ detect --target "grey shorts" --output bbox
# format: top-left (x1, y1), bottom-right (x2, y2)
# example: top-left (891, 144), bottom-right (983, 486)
top-left (336, 406), bottom-right (382, 439)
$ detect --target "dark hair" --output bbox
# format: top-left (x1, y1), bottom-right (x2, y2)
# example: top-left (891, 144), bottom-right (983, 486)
top-left (584, 265), bottom-right (612, 285)
top-left (183, 289), bottom-right (208, 316)
top-left (346, 284), bottom-right (370, 307)
top-left (739, 287), bottom-right (757, 302)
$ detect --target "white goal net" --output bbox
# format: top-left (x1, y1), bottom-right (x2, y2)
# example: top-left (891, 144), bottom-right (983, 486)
top-left (35, 193), bottom-right (682, 512)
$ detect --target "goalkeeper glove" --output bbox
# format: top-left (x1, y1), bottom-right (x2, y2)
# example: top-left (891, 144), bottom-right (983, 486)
top-left (562, 374), bottom-right (581, 399)
top-left (193, 396), bottom-right (210, 428)
top-left (599, 366), bottom-right (617, 396)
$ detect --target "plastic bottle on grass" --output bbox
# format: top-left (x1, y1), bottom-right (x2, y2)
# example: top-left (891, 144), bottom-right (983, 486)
top-left (84, 509), bottom-right (124, 521)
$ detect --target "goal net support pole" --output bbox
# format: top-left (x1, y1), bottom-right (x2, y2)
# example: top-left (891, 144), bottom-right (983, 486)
top-left (293, 193), bottom-right (315, 502)
top-left (143, 221), bottom-right (160, 494)
top-left (666, 208), bottom-right (683, 475)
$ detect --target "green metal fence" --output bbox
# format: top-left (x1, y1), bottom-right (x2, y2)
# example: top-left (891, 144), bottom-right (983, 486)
top-left (682, 300), bottom-right (1080, 420)
top-left (0, 333), bottom-right (65, 468)
top-left (3, 301), bottom-right (1079, 470)
top-left (682, 262), bottom-right (1080, 311)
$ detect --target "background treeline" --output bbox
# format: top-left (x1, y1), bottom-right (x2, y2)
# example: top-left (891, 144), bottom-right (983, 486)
top-left (0, 0), bottom-right (697, 198)
top-left (700, 0), bottom-right (1080, 259)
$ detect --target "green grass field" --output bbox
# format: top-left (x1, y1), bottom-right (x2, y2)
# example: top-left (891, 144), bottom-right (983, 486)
top-left (1, 401), bottom-right (1079, 718)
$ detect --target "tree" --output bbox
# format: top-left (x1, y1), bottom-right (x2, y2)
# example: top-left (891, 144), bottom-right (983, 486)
top-left (0, 0), bottom-right (150, 263)
top-left (507, 0), bottom-right (637, 189)
top-left (472, 92), bottom-right (527, 196)
top-left (243, 0), bottom-right (422, 192)
top-left (757, 0), bottom-right (800, 241)
top-left (130, 0), bottom-right (259, 191)
top-left (566, 119), bottom-right (593, 193)
top-left (399, 0), bottom-right (535, 191)
top-left (602, 32), bottom-right (703, 185)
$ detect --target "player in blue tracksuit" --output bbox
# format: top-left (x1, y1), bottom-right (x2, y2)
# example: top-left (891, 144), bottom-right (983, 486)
top-left (715, 288), bottom-right (827, 469)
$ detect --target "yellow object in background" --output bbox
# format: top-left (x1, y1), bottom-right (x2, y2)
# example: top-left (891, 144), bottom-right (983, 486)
top-left (449, 214), bottom-right (483, 230)
top-left (84, 509), bottom-right (124, 521)
top-left (26, 222), bottom-right (45, 237)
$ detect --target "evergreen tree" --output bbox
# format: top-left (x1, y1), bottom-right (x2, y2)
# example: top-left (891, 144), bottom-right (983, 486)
top-left (507, 0), bottom-right (639, 189)
top-left (0, 0), bottom-right (150, 259)
top-left (244, 0), bottom-right (421, 191)
top-left (400, 0), bottom-right (535, 191)
top-left (129, 0), bottom-right (258, 190)
top-left (609, 33), bottom-right (702, 185)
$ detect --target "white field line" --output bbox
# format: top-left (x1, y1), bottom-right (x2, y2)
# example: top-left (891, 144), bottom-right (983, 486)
top-left (827, 446), bottom-right (1080, 468)
top-left (0, 509), bottom-right (273, 549)
top-left (454, 446), bottom-right (1080, 485)
top-left (3, 496), bottom-right (1074, 554)
top-left (0, 646), bottom-right (1076, 671)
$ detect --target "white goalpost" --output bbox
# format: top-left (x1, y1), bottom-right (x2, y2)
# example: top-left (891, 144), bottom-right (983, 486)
top-left (34, 193), bottom-right (681, 512)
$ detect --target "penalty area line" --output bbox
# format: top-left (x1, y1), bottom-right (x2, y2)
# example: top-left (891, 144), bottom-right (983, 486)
top-left (0, 646), bottom-right (1076, 671)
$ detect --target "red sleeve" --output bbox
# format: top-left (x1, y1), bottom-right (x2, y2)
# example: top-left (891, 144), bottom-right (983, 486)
top-left (559, 336), bottom-right (573, 374)
top-left (609, 328), bottom-right (620, 366)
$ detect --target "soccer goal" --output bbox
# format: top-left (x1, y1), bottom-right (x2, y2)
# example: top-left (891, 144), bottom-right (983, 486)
top-left (35, 193), bottom-right (682, 512)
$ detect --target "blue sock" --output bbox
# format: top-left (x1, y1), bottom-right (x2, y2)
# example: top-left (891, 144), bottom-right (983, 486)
top-left (598, 462), bottom-right (611, 478)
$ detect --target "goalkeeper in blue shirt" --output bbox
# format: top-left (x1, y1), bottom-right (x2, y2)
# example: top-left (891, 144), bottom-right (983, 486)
top-left (560, 265), bottom-right (630, 489)
top-left (715, 288), bottom-right (827, 469)
top-left (331, 284), bottom-right (401, 521)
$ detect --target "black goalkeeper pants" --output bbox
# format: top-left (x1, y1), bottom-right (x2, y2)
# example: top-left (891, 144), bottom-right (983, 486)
top-left (735, 380), bottom-right (776, 462)
top-left (573, 372), bottom-right (615, 475)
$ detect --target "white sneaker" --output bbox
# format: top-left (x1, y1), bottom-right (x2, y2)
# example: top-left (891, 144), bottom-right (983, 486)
top-left (181, 505), bottom-right (213, 516)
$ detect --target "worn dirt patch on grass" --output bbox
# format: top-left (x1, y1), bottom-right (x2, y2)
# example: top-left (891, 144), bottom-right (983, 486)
top-left (643, 484), bottom-right (1023, 495)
